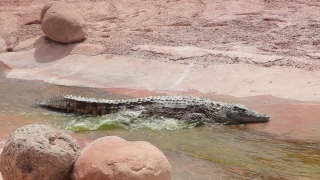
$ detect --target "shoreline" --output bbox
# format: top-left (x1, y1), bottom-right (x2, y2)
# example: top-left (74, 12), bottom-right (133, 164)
top-left (2, 47), bottom-right (320, 102)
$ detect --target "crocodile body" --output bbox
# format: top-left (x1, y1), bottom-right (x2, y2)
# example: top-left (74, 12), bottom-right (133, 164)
top-left (35, 95), bottom-right (270, 125)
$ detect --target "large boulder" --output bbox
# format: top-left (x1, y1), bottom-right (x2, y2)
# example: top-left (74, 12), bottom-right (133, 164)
top-left (0, 124), bottom-right (81, 180)
top-left (72, 136), bottom-right (172, 180)
top-left (41, 2), bottom-right (88, 43)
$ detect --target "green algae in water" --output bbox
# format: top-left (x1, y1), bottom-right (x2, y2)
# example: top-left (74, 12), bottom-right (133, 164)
top-left (65, 110), bottom-right (196, 131)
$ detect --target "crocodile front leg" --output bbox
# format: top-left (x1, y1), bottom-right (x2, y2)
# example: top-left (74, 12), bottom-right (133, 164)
top-left (182, 113), bottom-right (209, 126)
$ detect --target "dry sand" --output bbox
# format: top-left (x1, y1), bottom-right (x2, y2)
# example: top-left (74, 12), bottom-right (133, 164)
top-left (2, 0), bottom-right (320, 100)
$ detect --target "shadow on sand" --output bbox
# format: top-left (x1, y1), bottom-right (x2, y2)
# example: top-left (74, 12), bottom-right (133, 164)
top-left (33, 36), bottom-right (78, 63)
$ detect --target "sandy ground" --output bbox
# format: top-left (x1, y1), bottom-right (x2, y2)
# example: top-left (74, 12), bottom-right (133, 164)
top-left (1, 0), bottom-right (320, 100)
top-left (2, 0), bottom-right (320, 66)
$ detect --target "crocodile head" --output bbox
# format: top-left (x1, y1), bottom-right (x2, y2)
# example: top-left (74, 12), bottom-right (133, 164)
top-left (226, 103), bottom-right (270, 124)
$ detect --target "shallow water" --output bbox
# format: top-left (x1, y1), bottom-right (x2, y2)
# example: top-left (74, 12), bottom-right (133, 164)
top-left (33, 111), bottom-right (320, 179)
top-left (0, 66), bottom-right (320, 179)
top-left (1, 109), bottom-right (320, 179)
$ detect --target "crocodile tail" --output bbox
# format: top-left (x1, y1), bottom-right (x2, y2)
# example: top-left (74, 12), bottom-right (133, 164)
top-left (33, 95), bottom-right (66, 109)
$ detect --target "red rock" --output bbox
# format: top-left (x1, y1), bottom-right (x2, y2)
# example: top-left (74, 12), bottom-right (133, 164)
top-left (0, 124), bottom-right (81, 180)
top-left (72, 136), bottom-right (172, 180)
top-left (41, 2), bottom-right (88, 43)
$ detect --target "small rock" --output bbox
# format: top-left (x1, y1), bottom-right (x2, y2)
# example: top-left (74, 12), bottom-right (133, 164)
top-left (2, 37), bottom-right (19, 53)
top-left (6, 46), bottom-right (13, 52)
top-left (72, 136), bottom-right (172, 180)
top-left (0, 124), bottom-right (81, 180)
top-left (41, 2), bottom-right (88, 43)
top-left (312, 39), bottom-right (320, 46)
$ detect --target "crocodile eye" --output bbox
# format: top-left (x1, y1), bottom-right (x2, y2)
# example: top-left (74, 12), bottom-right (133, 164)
top-left (233, 105), bottom-right (247, 111)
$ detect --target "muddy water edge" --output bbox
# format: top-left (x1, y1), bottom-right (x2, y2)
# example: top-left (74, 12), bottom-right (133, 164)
top-left (0, 65), bottom-right (319, 180)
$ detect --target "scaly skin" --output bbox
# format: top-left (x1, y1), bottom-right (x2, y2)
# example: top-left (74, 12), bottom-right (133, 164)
top-left (35, 95), bottom-right (270, 125)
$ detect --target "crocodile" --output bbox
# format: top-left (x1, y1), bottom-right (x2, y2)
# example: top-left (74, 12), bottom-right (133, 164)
top-left (35, 95), bottom-right (270, 125)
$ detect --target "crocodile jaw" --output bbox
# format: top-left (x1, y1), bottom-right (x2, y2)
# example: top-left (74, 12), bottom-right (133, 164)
top-left (226, 104), bottom-right (271, 124)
